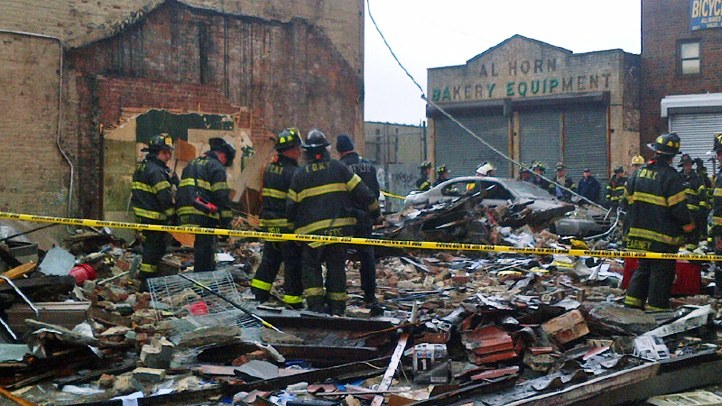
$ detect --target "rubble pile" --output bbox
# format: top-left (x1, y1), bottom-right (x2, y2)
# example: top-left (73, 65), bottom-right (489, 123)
top-left (0, 198), bottom-right (720, 405)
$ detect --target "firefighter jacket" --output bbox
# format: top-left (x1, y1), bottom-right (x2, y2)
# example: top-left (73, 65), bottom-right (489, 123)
top-left (711, 169), bottom-right (722, 236)
top-left (680, 169), bottom-right (708, 213)
top-left (131, 154), bottom-right (176, 223)
top-left (176, 151), bottom-right (233, 227)
top-left (339, 152), bottom-right (381, 218)
top-left (287, 155), bottom-right (377, 245)
top-left (532, 175), bottom-right (550, 192)
top-left (624, 159), bottom-right (694, 252)
top-left (416, 175), bottom-right (431, 192)
top-left (606, 175), bottom-right (627, 203)
top-left (260, 154), bottom-right (299, 233)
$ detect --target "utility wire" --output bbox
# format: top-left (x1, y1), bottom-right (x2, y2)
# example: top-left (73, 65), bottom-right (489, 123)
top-left (365, 0), bottom-right (606, 211)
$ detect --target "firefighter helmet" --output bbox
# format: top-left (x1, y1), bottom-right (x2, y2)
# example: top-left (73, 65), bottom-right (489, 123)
top-left (613, 166), bottom-right (623, 174)
top-left (647, 132), bottom-right (681, 156)
top-left (209, 137), bottom-right (237, 167)
top-left (436, 164), bottom-right (448, 175)
top-left (476, 162), bottom-right (495, 176)
top-left (631, 154), bottom-right (645, 166)
top-left (712, 133), bottom-right (722, 153)
top-left (302, 129), bottom-right (330, 150)
top-left (142, 133), bottom-right (174, 152)
top-left (556, 162), bottom-right (566, 171)
top-left (275, 128), bottom-right (302, 151)
top-left (678, 153), bottom-right (693, 167)
top-left (531, 161), bottom-right (545, 172)
top-left (419, 161), bottom-right (432, 170)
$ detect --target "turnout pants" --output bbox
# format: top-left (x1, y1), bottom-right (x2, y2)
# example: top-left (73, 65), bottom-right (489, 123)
top-left (180, 214), bottom-right (219, 272)
top-left (354, 214), bottom-right (377, 302)
top-left (137, 217), bottom-right (168, 280)
top-left (251, 240), bottom-right (303, 307)
top-left (624, 258), bottom-right (676, 310)
top-left (302, 243), bottom-right (347, 315)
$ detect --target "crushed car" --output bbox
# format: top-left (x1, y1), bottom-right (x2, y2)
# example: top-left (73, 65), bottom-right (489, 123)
top-left (403, 176), bottom-right (613, 238)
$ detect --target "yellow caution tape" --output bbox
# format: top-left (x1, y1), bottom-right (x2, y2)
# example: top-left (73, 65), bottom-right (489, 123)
top-left (381, 191), bottom-right (406, 200)
top-left (0, 211), bottom-right (720, 262)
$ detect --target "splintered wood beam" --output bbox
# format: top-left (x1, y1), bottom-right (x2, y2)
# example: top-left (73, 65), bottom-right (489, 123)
top-left (370, 333), bottom-right (409, 406)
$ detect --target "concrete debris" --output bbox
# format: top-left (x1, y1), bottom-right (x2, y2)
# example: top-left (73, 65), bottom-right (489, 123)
top-left (1, 205), bottom-right (722, 406)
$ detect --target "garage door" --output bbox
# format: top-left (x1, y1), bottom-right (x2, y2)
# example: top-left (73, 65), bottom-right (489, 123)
top-left (434, 114), bottom-right (510, 178)
top-left (519, 107), bottom-right (562, 173)
top-left (669, 113), bottom-right (722, 166)
top-left (563, 104), bottom-right (608, 183)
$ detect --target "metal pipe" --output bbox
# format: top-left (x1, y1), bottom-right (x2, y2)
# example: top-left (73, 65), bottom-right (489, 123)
top-left (0, 30), bottom-right (74, 228)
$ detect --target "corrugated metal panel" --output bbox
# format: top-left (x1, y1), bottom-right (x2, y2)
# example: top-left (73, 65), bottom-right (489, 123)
top-left (519, 108), bottom-right (562, 172)
top-left (434, 114), bottom-right (510, 178)
top-left (563, 105), bottom-right (608, 184)
top-left (669, 113), bottom-right (722, 166)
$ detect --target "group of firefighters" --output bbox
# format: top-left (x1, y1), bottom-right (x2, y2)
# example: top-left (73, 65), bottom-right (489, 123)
top-left (131, 129), bottom-right (382, 316)
top-left (131, 127), bottom-right (722, 315)
top-left (412, 132), bottom-right (722, 311)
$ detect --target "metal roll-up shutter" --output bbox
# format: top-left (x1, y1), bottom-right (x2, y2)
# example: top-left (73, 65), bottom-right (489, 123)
top-left (519, 108), bottom-right (562, 172)
top-left (434, 114), bottom-right (510, 178)
top-left (669, 113), bottom-right (722, 165)
top-left (563, 104), bottom-right (608, 184)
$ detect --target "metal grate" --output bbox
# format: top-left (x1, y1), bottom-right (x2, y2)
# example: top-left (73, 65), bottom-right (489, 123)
top-left (147, 270), bottom-right (260, 331)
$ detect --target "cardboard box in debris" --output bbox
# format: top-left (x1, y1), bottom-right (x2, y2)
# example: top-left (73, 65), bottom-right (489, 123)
top-left (0, 198), bottom-right (720, 406)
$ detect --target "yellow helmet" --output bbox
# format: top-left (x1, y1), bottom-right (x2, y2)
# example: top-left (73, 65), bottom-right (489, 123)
top-left (631, 154), bottom-right (645, 166)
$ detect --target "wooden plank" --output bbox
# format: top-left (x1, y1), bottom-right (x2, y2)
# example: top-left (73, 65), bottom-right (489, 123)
top-left (0, 385), bottom-right (39, 406)
top-left (371, 333), bottom-right (410, 406)
top-left (0, 262), bottom-right (36, 282)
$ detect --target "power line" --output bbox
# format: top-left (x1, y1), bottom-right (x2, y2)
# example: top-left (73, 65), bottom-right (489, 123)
top-left (365, 0), bottom-right (605, 210)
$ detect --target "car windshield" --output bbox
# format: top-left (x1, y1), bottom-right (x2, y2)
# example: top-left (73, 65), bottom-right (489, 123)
top-left (503, 180), bottom-right (554, 199)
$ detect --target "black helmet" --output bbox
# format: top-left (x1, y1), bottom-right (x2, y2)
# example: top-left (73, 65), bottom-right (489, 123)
top-left (276, 128), bottom-right (302, 151)
top-left (613, 166), bottom-right (624, 174)
top-left (712, 133), bottom-right (722, 153)
top-left (678, 153), bottom-right (693, 167)
top-left (142, 133), bottom-right (174, 152)
top-left (419, 161), bottom-right (432, 170)
top-left (647, 132), bottom-right (681, 156)
top-left (302, 129), bottom-right (330, 150)
top-left (436, 164), bottom-right (448, 175)
top-left (209, 137), bottom-right (237, 167)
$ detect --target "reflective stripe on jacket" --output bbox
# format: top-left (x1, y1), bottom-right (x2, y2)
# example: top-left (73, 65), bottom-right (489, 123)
top-left (624, 159), bottom-right (694, 252)
top-left (260, 155), bottom-right (298, 232)
top-left (130, 155), bottom-right (175, 222)
top-left (287, 157), bottom-right (376, 240)
top-left (176, 151), bottom-right (232, 227)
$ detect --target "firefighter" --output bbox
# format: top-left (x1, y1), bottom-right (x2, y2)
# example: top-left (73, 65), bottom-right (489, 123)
top-left (531, 161), bottom-right (550, 191)
top-left (250, 128), bottom-right (304, 308)
top-left (710, 133), bottom-right (722, 294)
top-left (630, 154), bottom-right (645, 175)
top-left (287, 129), bottom-right (378, 315)
top-left (433, 164), bottom-right (449, 186)
top-left (416, 161), bottom-right (432, 191)
top-left (678, 153), bottom-right (708, 250)
top-left (624, 132), bottom-right (694, 310)
top-left (549, 163), bottom-right (576, 202)
top-left (605, 166), bottom-right (627, 209)
top-left (336, 134), bottom-right (383, 311)
top-left (131, 134), bottom-right (176, 284)
top-left (176, 137), bottom-right (235, 272)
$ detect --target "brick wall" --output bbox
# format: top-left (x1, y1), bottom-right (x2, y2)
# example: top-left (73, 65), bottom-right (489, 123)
top-left (641, 0), bottom-right (722, 146)
top-left (0, 33), bottom-right (73, 216)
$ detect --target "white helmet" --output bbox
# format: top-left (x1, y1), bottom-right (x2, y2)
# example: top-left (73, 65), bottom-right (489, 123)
top-left (476, 162), bottom-right (495, 176)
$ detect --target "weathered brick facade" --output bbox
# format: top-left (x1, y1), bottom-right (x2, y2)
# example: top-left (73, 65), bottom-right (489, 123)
top-left (0, 0), bottom-right (364, 219)
top-left (641, 0), bottom-right (722, 146)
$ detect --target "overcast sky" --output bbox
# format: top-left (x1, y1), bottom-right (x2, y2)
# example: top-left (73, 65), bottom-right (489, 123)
top-left (364, 0), bottom-right (642, 125)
